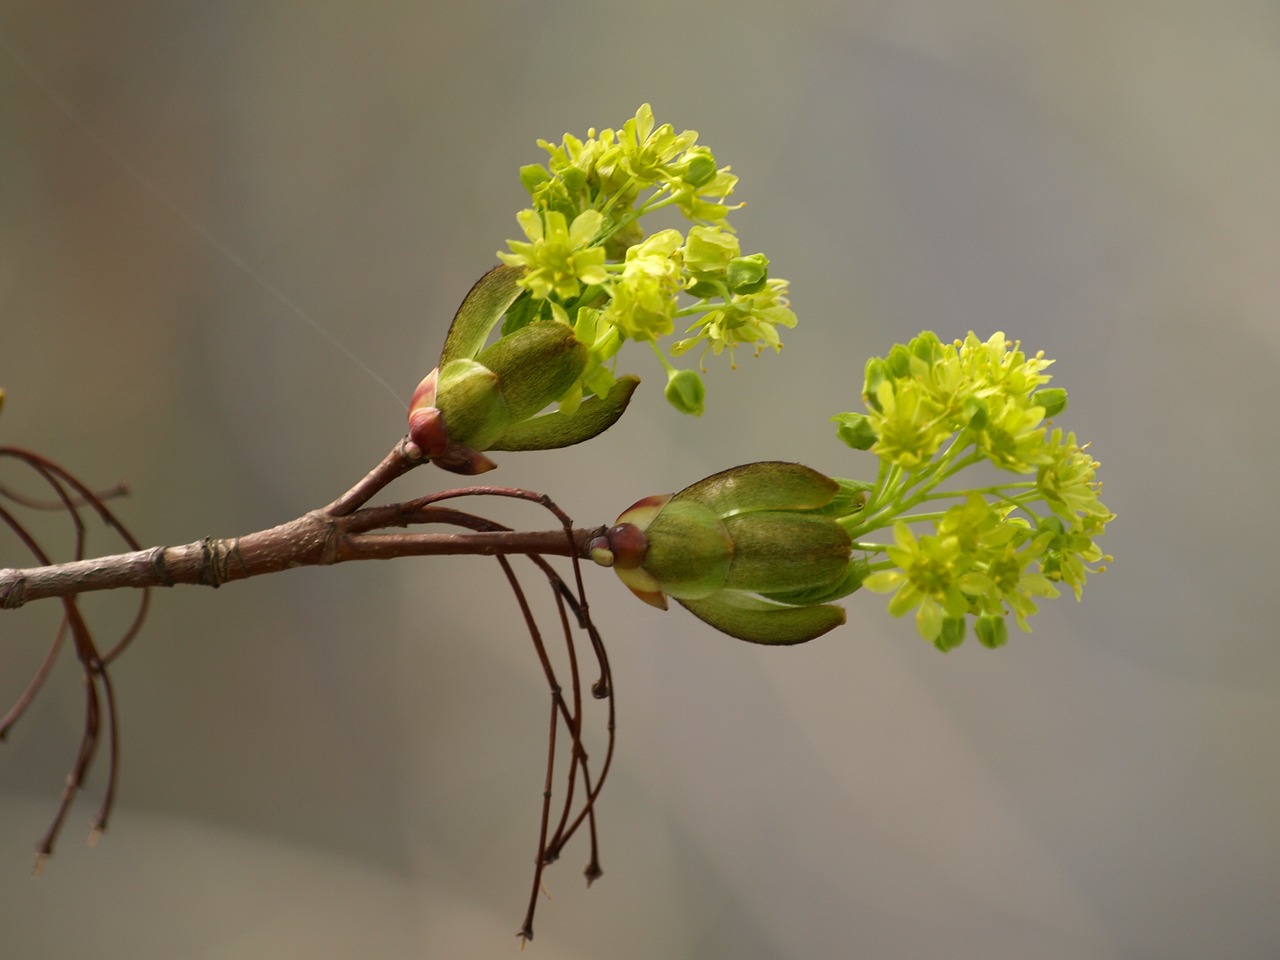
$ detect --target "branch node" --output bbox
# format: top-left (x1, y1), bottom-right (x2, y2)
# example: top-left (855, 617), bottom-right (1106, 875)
top-left (315, 513), bottom-right (342, 565)
top-left (198, 537), bottom-right (243, 588)
top-left (147, 546), bottom-right (175, 587)
top-left (1, 573), bottom-right (27, 609)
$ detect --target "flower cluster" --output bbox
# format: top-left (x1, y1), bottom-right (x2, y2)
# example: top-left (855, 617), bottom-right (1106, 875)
top-left (823, 331), bottom-right (1112, 650)
top-left (593, 324), bottom-right (1111, 649)
top-left (497, 105), bottom-right (797, 415)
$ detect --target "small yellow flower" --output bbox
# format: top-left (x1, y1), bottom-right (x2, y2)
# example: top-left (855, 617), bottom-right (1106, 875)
top-left (498, 208), bottom-right (608, 300)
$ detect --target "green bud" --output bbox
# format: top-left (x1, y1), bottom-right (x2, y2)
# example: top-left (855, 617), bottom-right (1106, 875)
top-left (664, 368), bottom-right (706, 416)
top-left (411, 277), bottom-right (600, 465)
top-left (679, 591), bottom-right (846, 646)
top-left (680, 146), bottom-right (719, 187)
top-left (763, 555), bottom-right (870, 606)
top-left (975, 614), bottom-right (1009, 649)
top-left (603, 462), bottom-right (855, 644)
top-left (490, 375), bottom-right (641, 451)
top-left (519, 163), bottom-right (551, 196)
top-left (474, 320), bottom-right (586, 421)
top-left (722, 512), bottom-right (851, 593)
top-left (683, 225), bottom-right (739, 276)
top-left (726, 253), bottom-right (769, 294)
top-left (884, 343), bottom-right (913, 379)
top-left (674, 461), bottom-right (840, 515)
top-left (639, 500), bottom-right (734, 600)
top-left (830, 411), bottom-right (878, 450)
top-left (1033, 387), bottom-right (1068, 418)
top-left (433, 358), bottom-right (508, 451)
top-left (934, 616), bottom-right (967, 652)
top-left (862, 357), bottom-right (890, 413)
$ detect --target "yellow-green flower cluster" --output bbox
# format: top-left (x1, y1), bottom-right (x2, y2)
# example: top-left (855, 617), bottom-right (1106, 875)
top-left (860, 331), bottom-right (1058, 470)
top-left (828, 331), bottom-right (1113, 650)
top-left (862, 497), bottom-right (1061, 648)
top-left (496, 105), bottom-right (797, 414)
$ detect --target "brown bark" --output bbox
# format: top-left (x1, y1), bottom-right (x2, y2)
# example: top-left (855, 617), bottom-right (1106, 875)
top-left (0, 437), bottom-right (605, 609)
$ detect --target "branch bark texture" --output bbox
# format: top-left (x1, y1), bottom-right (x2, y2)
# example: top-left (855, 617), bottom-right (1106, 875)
top-left (0, 438), bottom-right (604, 609)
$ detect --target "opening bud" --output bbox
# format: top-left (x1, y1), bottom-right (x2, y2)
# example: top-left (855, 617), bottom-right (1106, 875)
top-left (607, 462), bottom-right (855, 644)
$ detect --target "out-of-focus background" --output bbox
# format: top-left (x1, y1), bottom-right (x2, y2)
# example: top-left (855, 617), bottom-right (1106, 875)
top-left (2, 2), bottom-right (1278, 957)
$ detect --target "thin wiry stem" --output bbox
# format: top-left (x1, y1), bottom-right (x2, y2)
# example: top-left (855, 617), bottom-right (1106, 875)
top-left (0, 479), bottom-right (130, 510)
top-left (498, 554), bottom-right (558, 947)
top-left (1, 445), bottom-right (144, 865)
top-left (0, 616), bottom-right (66, 738)
top-left (3, 440), bottom-right (619, 938)
top-left (408, 495), bottom-right (613, 940)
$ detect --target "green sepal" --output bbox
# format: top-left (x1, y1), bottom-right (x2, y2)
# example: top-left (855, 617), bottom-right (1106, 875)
top-left (1033, 387), bottom-right (1068, 418)
top-left (474, 320), bottom-right (586, 421)
top-left (439, 264), bottom-right (526, 365)
top-left (500, 289), bottom-right (546, 335)
top-left (830, 411), bottom-right (878, 450)
top-left (934, 616), bottom-right (967, 652)
top-left (685, 278), bottom-right (726, 300)
top-left (762, 555), bottom-right (870, 606)
top-left (676, 592), bottom-right (846, 646)
top-left (726, 253), bottom-right (769, 295)
top-left (489, 375), bottom-right (641, 451)
top-left (721, 512), bottom-right (852, 594)
top-left (433, 359), bottom-right (508, 451)
top-left (674, 461), bottom-right (839, 517)
top-left (907, 330), bottom-right (946, 368)
top-left (681, 149), bottom-right (718, 187)
top-left (519, 163), bottom-right (551, 196)
top-left (639, 500), bottom-right (733, 600)
top-left (862, 357), bottom-right (889, 413)
top-left (812, 478), bottom-right (876, 519)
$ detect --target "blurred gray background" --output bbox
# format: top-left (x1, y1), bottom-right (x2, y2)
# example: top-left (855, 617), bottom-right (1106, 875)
top-left (2, 2), bottom-right (1278, 957)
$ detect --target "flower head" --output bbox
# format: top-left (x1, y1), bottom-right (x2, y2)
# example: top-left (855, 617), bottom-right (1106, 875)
top-left (603, 229), bottom-right (684, 340)
top-left (498, 209), bottom-right (608, 301)
top-left (671, 279), bottom-right (797, 368)
top-left (494, 105), bottom-right (793, 415)
top-left (832, 331), bottom-right (1113, 647)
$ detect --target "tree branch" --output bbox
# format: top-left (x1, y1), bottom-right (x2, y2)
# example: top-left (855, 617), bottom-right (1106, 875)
top-left (0, 438), bottom-right (607, 609)
top-left (2, 434), bottom-right (619, 930)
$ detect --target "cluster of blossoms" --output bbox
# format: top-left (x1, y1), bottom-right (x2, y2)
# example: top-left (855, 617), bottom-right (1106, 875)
top-left (408, 107), bottom-right (1113, 646)
top-left (594, 331), bottom-right (1111, 648)
top-left (827, 331), bottom-right (1113, 649)
top-left (496, 104), bottom-right (796, 416)
top-left (596, 332), bottom-right (1111, 649)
